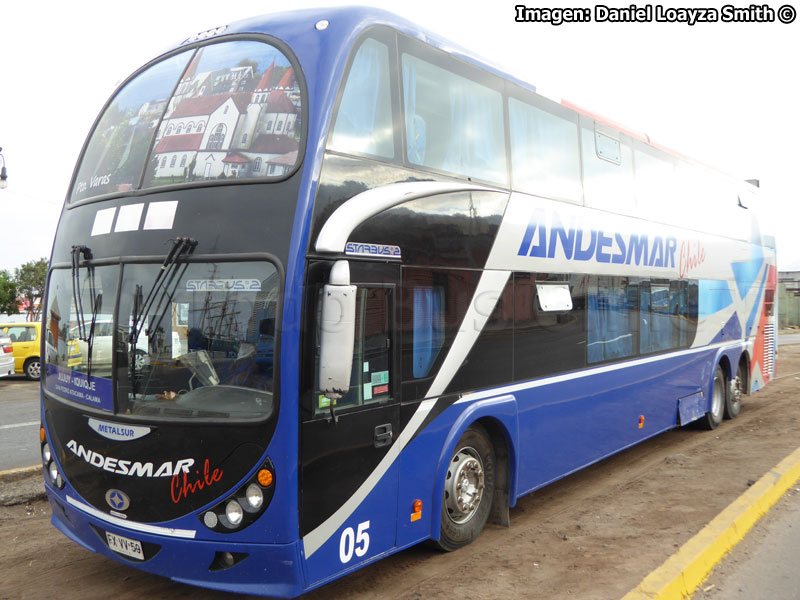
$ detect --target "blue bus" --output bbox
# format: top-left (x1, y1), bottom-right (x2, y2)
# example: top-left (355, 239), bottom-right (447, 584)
top-left (40, 7), bottom-right (777, 596)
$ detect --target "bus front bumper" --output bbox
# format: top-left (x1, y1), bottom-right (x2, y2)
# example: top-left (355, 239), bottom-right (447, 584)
top-left (47, 490), bottom-right (305, 598)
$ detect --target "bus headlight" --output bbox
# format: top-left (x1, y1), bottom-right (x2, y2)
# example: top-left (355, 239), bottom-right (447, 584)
top-left (42, 443), bottom-right (52, 464)
top-left (199, 458), bottom-right (275, 533)
top-left (245, 483), bottom-right (263, 510)
top-left (48, 461), bottom-right (63, 488)
top-left (225, 500), bottom-right (244, 526)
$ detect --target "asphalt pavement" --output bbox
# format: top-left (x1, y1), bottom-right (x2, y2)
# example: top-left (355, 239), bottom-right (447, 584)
top-left (0, 376), bottom-right (41, 471)
top-left (692, 486), bottom-right (800, 600)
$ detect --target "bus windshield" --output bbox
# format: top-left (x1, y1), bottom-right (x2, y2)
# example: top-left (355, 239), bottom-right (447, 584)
top-left (70, 39), bottom-right (303, 203)
top-left (44, 260), bottom-right (279, 421)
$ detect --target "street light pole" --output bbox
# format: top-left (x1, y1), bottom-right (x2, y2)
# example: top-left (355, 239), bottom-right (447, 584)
top-left (0, 147), bottom-right (8, 189)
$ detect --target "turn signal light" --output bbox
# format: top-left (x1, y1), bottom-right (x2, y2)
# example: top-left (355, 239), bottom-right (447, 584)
top-left (638, 415), bottom-right (645, 429)
top-left (40, 427), bottom-right (46, 443)
top-left (257, 469), bottom-right (273, 487)
top-left (413, 499), bottom-right (423, 513)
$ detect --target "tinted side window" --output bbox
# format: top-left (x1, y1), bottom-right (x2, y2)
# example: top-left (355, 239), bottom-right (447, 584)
top-left (401, 268), bottom-right (480, 401)
top-left (401, 53), bottom-right (507, 185)
top-left (587, 276), bottom-right (638, 363)
top-left (446, 277), bottom-right (514, 394)
top-left (513, 273), bottom-right (587, 382)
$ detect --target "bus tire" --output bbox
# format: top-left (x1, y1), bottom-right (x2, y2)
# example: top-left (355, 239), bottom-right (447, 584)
top-left (700, 365), bottom-right (726, 430)
top-left (725, 361), bottom-right (745, 419)
top-left (24, 357), bottom-right (41, 381)
top-left (434, 424), bottom-right (496, 552)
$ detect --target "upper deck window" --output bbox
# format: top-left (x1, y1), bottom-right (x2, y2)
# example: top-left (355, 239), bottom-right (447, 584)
top-left (401, 53), bottom-right (507, 185)
top-left (509, 98), bottom-right (581, 202)
top-left (70, 40), bottom-right (303, 203)
top-left (329, 38), bottom-right (394, 158)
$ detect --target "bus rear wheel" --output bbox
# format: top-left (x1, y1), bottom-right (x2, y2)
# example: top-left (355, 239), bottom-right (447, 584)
top-left (700, 365), bottom-right (726, 430)
top-left (434, 424), bottom-right (495, 551)
top-left (725, 361), bottom-right (745, 419)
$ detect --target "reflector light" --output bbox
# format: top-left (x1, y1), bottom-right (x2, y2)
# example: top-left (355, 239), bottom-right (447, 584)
top-left (257, 469), bottom-right (273, 487)
top-left (203, 511), bottom-right (218, 528)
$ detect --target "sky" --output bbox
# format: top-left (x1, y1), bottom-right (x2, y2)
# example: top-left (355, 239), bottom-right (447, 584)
top-left (1, 0), bottom-right (799, 273)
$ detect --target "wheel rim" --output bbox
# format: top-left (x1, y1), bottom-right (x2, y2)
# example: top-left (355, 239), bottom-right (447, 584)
top-left (135, 353), bottom-right (146, 370)
top-left (444, 447), bottom-right (485, 525)
top-left (28, 360), bottom-right (41, 378)
top-left (712, 373), bottom-right (724, 416)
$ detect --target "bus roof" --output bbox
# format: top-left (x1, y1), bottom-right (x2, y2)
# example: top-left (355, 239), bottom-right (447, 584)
top-left (169, 6), bottom-right (539, 95)
top-left (157, 6), bottom-right (750, 189)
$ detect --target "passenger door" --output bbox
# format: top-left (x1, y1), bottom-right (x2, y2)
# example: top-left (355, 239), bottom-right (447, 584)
top-left (300, 260), bottom-right (400, 584)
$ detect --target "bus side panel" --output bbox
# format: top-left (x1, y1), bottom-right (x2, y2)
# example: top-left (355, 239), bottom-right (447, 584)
top-left (512, 351), bottom-right (710, 495)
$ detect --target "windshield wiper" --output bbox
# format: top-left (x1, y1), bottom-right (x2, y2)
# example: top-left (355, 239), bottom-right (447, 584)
top-left (71, 246), bottom-right (102, 376)
top-left (129, 237), bottom-right (197, 392)
top-left (70, 246), bottom-right (93, 341)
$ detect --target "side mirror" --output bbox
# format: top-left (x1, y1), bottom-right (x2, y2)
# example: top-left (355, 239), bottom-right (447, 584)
top-left (318, 261), bottom-right (356, 399)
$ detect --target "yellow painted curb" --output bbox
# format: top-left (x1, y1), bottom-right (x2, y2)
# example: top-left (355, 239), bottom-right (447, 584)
top-left (0, 464), bottom-right (42, 483)
top-left (622, 445), bottom-right (800, 600)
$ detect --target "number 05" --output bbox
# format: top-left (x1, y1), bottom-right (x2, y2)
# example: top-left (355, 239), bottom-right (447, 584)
top-left (339, 520), bottom-right (370, 563)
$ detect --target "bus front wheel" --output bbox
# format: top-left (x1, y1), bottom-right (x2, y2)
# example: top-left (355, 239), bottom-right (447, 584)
top-left (700, 365), bottom-right (726, 430)
top-left (434, 424), bottom-right (496, 551)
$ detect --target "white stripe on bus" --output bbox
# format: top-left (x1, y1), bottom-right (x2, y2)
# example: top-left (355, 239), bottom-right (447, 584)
top-left (66, 496), bottom-right (196, 539)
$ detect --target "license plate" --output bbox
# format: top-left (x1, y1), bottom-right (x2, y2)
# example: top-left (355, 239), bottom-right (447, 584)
top-left (105, 531), bottom-right (144, 560)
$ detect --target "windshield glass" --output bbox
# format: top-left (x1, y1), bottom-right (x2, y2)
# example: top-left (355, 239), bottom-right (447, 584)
top-left (44, 261), bottom-right (279, 421)
top-left (70, 39), bottom-right (303, 203)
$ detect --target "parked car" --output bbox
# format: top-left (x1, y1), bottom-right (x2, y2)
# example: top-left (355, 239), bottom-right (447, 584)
top-left (71, 319), bottom-right (184, 371)
top-left (0, 334), bottom-right (14, 378)
top-left (0, 322), bottom-right (42, 380)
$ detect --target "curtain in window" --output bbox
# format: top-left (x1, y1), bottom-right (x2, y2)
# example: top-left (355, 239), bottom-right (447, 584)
top-left (442, 86), bottom-right (494, 177)
top-left (587, 279), bottom-right (634, 363)
top-left (412, 287), bottom-right (443, 378)
top-left (333, 39), bottom-right (387, 156)
top-left (403, 61), bottom-right (426, 164)
top-left (648, 285), bottom-right (672, 352)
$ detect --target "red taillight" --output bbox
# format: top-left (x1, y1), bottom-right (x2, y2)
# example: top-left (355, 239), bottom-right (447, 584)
top-left (2, 345), bottom-right (12, 354)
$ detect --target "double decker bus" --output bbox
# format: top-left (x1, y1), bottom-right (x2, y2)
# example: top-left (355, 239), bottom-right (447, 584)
top-left (40, 7), bottom-right (777, 597)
